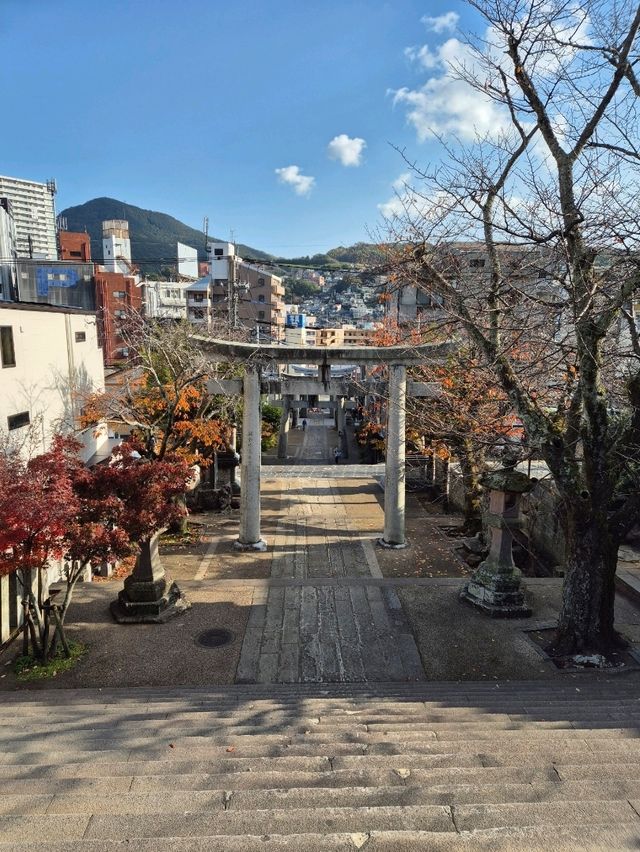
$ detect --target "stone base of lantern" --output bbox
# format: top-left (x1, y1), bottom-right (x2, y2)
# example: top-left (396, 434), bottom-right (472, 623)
top-left (110, 535), bottom-right (191, 624)
top-left (460, 562), bottom-right (532, 618)
top-left (111, 581), bottom-right (191, 624)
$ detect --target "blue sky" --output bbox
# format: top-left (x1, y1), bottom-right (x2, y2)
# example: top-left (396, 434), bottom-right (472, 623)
top-left (1, 0), bottom-right (476, 256)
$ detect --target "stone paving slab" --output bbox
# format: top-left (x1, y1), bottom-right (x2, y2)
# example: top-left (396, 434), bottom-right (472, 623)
top-left (236, 472), bottom-right (425, 684)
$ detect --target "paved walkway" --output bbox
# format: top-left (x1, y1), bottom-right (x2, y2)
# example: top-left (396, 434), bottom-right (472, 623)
top-left (237, 421), bottom-right (424, 684)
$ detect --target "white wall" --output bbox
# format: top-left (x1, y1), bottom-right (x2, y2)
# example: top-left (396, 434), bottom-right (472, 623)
top-left (0, 306), bottom-right (108, 461)
top-left (144, 281), bottom-right (189, 320)
top-left (102, 235), bottom-right (132, 275)
top-left (177, 242), bottom-right (198, 279)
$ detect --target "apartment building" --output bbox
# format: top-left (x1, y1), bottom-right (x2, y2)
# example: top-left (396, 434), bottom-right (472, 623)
top-left (0, 302), bottom-right (108, 461)
top-left (0, 198), bottom-right (17, 301)
top-left (94, 270), bottom-right (141, 364)
top-left (0, 175), bottom-right (57, 259)
top-left (208, 242), bottom-right (285, 340)
top-left (185, 276), bottom-right (212, 328)
top-left (144, 280), bottom-right (190, 320)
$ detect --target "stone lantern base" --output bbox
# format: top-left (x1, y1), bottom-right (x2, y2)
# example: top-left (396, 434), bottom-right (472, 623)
top-left (460, 564), bottom-right (532, 618)
top-left (110, 535), bottom-right (191, 624)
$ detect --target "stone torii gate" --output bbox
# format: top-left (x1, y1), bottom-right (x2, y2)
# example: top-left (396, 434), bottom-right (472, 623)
top-left (200, 339), bottom-right (450, 551)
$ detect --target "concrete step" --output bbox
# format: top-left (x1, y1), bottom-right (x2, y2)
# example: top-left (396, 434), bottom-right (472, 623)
top-left (0, 805), bottom-right (455, 843)
top-left (4, 738), bottom-right (636, 765)
top-left (3, 683), bottom-right (640, 848)
top-left (3, 825), bottom-right (640, 851)
top-left (4, 715), bottom-right (640, 739)
top-left (0, 825), bottom-right (639, 851)
top-left (0, 800), bottom-right (636, 843)
top-left (5, 780), bottom-right (640, 816)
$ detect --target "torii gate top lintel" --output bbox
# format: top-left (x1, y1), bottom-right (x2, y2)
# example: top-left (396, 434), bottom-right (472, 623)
top-left (195, 337), bottom-right (454, 366)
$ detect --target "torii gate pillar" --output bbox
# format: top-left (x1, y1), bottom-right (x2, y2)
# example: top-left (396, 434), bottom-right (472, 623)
top-left (235, 368), bottom-right (267, 551)
top-left (379, 364), bottom-right (408, 548)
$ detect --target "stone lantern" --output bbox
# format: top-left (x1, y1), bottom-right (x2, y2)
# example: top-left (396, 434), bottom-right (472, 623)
top-left (460, 465), bottom-right (533, 618)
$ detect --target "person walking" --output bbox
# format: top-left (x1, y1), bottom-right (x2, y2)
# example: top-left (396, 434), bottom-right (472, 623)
top-left (334, 447), bottom-right (342, 464)
top-left (302, 419), bottom-right (307, 431)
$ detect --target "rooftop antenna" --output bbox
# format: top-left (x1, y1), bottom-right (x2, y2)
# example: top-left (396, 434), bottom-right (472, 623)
top-left (203, 216), bottom-right (209, 250)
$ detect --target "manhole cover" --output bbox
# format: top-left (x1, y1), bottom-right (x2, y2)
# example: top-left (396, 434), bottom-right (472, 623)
top-left (196, 628), bottom-right (235, 648)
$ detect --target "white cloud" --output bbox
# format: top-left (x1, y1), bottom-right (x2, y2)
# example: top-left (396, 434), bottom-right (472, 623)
top-left (327, 134), bottom-right (367, 167)
top-left (394, 36), bottom-right (510, 141)
top-left (275, 165), bottom-right (315, 196)
top-left (396, 9), bottom-right (593, 143)
top-left (421, 11), bottom-right (459, 34)
top-left (404, 44), bottom-right (440, 70)
top-left (378, 173), bottom-right (420, 219)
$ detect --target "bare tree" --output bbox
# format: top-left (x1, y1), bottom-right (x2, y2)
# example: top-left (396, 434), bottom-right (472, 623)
top-left (385, 0), bottom-right (640, 653)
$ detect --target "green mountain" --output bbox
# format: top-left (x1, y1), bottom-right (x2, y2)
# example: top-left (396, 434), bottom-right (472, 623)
top-left (59, 197), bottom-right (387, 277)
top-left (59, 197), bottom-right (272, 276)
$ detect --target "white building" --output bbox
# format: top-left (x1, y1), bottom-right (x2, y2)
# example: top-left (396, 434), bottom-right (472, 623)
top-left (144, 280), bottom-right (190, 320)
top-left (0, 198), bottom-right (17, 301)
top-left (102, 219), bottom-right (133, 275)
top-left (0, 175), bottom-right (57, 260)
top-left (177, 242), bottom-right (198, 279)
top-left (0, 302), bottom-right (109, 462)
top-left (185, 276), bottom-right (212, 327)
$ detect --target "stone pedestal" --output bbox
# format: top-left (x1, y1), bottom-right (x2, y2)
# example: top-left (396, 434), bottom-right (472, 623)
top-left (379, 364), bottom-right (408, 549)
top-left (235, 368), bottom-right (267, 551)
top-left (460, 467), bottom-right (532, 618)
top-left (111, 534), bottom-right (190, 624)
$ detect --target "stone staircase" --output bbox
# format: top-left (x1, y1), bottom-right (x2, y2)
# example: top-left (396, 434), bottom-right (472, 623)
top-left (1, 681), bottom-right (640, 850)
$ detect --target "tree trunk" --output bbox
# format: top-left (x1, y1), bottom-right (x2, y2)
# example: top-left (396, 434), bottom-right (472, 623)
top-left (168, 493), bottom-right (189, 534)
top-left (555, 508), bottom-right (620, 653)
top-left (457, 441), bottom-right (485, 535)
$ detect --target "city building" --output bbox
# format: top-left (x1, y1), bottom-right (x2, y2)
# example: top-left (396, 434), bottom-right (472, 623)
top-left (58, 230), bottom-right (92, 263)
top-left (208, 241), bottom-right (285, 340)
top-left (0, 175), bottom-right (57, 259)
top-left (177, 242), bottom-right (199, 279)
top-left (144, 280), bottom-right (190, 320)
top-left (93, 270), bottom-right (142, 364)
top-left (343, 325), bottom-right (379, 346)
top-left (185, 276), bottom-right (213, 328)
top-left (0, 198), bottom-right (18, 301)
top-left (15, 259), bottom-right (95, 310)
top-left (102, 220), bottom-right (134, 275)
top-left (0, 301), bottom-right (108, 462)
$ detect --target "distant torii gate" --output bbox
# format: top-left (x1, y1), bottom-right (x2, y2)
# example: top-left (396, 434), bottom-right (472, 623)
top-left (199, 339), bottom-right (450, 551)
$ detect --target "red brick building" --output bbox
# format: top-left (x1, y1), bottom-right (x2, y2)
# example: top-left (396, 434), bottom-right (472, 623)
top-left (58, 230), bottom-right (92, 263)
top-left (93, 270), bottom-right (141, 364)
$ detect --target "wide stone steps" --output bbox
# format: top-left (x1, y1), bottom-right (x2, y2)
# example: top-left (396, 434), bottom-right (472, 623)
top-left (2, 683), bottom-right (640, 849)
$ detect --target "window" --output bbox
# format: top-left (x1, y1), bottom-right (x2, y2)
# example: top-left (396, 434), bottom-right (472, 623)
top-left (214, 248), bottom-right (224, 256)
top-left (74, 331), bottom-right (86, 343)
top-left (8, 411), bottom-right (30, 431)
top-left (113, 290), bottom-right (126, 298)
top-left (0, 326), bottom-right (16, 368)
top-left (469, 258), bottom-right (485, 268)
top-left (70, 250), bottom-right (82, 258)
top-left (258, 277), bottom-right (265, 287)
top-left (258, 294), bottom-right (265, 303)
top-left (193, 293), bottom-right (204, 302)
top-left (258, 310), bottom-right (265, 319)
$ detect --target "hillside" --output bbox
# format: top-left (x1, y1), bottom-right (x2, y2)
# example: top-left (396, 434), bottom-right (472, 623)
top-left (59, 197), bottom-right (272, 275)
top-left (59, 197), bottom-right (387, 277)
